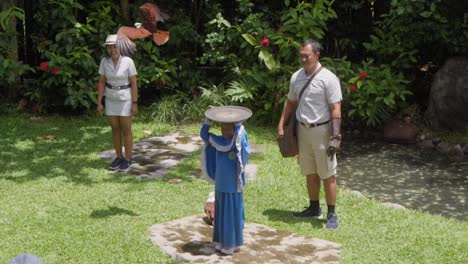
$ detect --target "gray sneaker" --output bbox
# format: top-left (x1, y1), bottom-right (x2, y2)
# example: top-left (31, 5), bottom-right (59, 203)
top-left (118, 159), bottom-right (132, 172)
top-left (109, 157), bottom-right (123, 170)
top-left (326, 213), bottom-right (339, 230)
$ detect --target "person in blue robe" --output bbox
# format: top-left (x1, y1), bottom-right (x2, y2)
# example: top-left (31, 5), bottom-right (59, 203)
top-left (200, 119), bottom-right (250, 255)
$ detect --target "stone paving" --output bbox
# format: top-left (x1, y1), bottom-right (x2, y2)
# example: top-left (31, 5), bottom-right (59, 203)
top-left (98, 132), bottom-right (203, 179)
top-left (339, 138), bottom-right (467, 221)
top-left (149, 214), bottom-right (341, 264)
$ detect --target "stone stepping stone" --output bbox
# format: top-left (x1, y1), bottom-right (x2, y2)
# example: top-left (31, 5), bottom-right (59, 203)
top-left (98, 132), bottom-right (265, 181)
top-left (149, 214), bottom-right (341, 263)
top-left (97, 132), bottom-right (203, 179)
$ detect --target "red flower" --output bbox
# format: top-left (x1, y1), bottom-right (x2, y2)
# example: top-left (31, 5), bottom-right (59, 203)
top-left (350, 85), bottom-right (357, 92)
top-left (358, 72), bottom-right (368, 78)
top-left (39, 62), bottom-right (48, 71)
top-left (261, 37), bottom-right (270, 47)
top-left (51, 67), bottom-right (60, 74)
top-left (191, 89), bottom-right (199, 95)
top-left (157, 80), bottom-right (166, 87)
top-left (31, 104), bottom-right (41, 112)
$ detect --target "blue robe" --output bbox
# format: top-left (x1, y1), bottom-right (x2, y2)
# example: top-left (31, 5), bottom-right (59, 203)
top-left (200, 120), bottom-right (250, 248)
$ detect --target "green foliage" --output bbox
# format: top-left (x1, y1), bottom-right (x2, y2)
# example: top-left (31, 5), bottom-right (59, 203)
top-left (280, 1), bottom-right (337, 41)
top-left (363, 0), bottom-right (467, 69)
top-left (199, 12), bottom-right (234, 65)
top-left (147, 93), bottom-right (209, 124)
top-left (346, 60), bottom-right (412, 126)
top-left (199, 82), bottom-right (229, 106)
top-left (226, 80), bottom-right (255, 103)
top-left (32, 0), bottom-right (118, 111)
top-left (133, 39), bottom-right (177, 92)
top-left (0, 6), bottom-right (33, 89)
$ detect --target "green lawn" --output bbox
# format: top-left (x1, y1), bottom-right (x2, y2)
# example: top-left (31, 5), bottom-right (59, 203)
top-left (1, 111), bottom-right (466, 263)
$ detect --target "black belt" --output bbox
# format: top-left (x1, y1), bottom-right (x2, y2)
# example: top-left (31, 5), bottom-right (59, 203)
top-left (106, 83), bottom-right (130, 90)
top-left (299, 120), bottom-right (330, 128)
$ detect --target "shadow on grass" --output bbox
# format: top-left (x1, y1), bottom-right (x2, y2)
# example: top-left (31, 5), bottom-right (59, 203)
top-left (0, 114), bottom-right (158, 185)
top-left (90, 206), bottom-right (139, 218)
top-left (262, 208), bottom-right (324, 228)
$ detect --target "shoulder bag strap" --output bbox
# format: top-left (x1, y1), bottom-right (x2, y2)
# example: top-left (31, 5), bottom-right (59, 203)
top-left (298, 66), bottom-right (323, 101)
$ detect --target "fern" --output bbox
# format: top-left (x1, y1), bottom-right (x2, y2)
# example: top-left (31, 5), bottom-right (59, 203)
top-left (225, 80), bottom-right (254, 103)
top-left (199, 83), bottom-right (229, 106)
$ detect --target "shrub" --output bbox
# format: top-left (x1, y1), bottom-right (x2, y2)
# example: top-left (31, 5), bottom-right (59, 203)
top-left (346, 60), bottom-right (411, 127)
top-left (32, 0), bottom-right (118, 112)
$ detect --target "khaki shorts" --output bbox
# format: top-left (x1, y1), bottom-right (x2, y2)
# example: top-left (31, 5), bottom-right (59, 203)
top-left (297, 122), bottom-right (337, 179)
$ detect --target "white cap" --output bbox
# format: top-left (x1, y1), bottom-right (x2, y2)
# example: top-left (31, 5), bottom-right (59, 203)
top-left (103, 34), bottom-right (118, 46)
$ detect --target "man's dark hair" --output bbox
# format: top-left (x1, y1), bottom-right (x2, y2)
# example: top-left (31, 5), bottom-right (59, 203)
top-left (302, 39), bottom-right (321, 53)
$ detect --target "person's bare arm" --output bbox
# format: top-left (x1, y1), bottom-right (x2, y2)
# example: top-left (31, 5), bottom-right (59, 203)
top-left (129, 75), bottom-right (138, 116)
top-left (97, 75), bottom-right (106, 115)
top-left (277, 99), bottom-right (298, 138)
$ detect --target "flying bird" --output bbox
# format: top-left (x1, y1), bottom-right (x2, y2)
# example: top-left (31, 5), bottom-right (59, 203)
top-left (116, 2), bottom-right (169, 57)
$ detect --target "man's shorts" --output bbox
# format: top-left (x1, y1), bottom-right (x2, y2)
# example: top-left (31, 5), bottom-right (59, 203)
top-left (297, 122), bottom-right (337, 179)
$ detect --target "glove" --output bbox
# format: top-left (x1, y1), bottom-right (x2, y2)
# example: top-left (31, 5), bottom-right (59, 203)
top-left (327, 118), bottom-right (342, 160)
top-left (327, 136), bottom-right (341, 160)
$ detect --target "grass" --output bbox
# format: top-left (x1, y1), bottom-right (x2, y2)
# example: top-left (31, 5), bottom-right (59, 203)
top-left (0, 110), bottom-right (467, 263)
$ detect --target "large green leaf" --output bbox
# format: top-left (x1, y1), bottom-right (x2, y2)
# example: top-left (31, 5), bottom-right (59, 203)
top-left (241, 34), bottom-right (257, 46)
top-left (258, 49), bottom-right (279, 70)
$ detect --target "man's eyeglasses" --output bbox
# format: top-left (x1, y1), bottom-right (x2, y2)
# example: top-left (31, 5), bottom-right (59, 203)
top-left (300, 53), bottom-right (315, 59)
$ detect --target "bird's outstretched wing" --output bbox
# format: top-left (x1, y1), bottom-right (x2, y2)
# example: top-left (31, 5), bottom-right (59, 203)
top-left (115, 2), bottom-right (170, 57)
top-left (116, 26), bottom-right (151, 57)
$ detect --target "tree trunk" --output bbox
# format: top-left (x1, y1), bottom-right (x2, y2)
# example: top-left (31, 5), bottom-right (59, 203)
top-left (120, 0), bottom-right (129, 23)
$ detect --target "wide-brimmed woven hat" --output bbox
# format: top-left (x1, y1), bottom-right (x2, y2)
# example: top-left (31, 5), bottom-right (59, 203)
top-left (205, 106), bottom-right (252, 123)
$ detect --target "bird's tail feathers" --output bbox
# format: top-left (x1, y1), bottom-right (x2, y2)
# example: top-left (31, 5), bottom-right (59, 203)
top-left (158, 9), bottom-right (170, 22)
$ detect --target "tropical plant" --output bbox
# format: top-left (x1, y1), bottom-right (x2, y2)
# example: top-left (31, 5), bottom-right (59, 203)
top-left (346, 60), bottom-right (412, 126)
top-left (363, 0), bottom-right (467, 69)
top-left (0, 6), bottom-right (34, 97)
top-left (32, 0), bottom-right (118, 111)
top-left (147, 92), bottom-right (210, 123)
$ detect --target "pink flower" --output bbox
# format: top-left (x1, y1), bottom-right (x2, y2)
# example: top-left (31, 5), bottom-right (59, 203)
top-left (31, 104), bottom-right (41, 112)
top-left (358, 72), bottom-right (368, 78)
top-left (350, 85), bottom-right (357, 92)
top-left (39, 62), bottom-right (48, 71)
top-left (261, 37), bottom-right (270, 47)
top-left (51, 67), bottom-right (60, 74)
